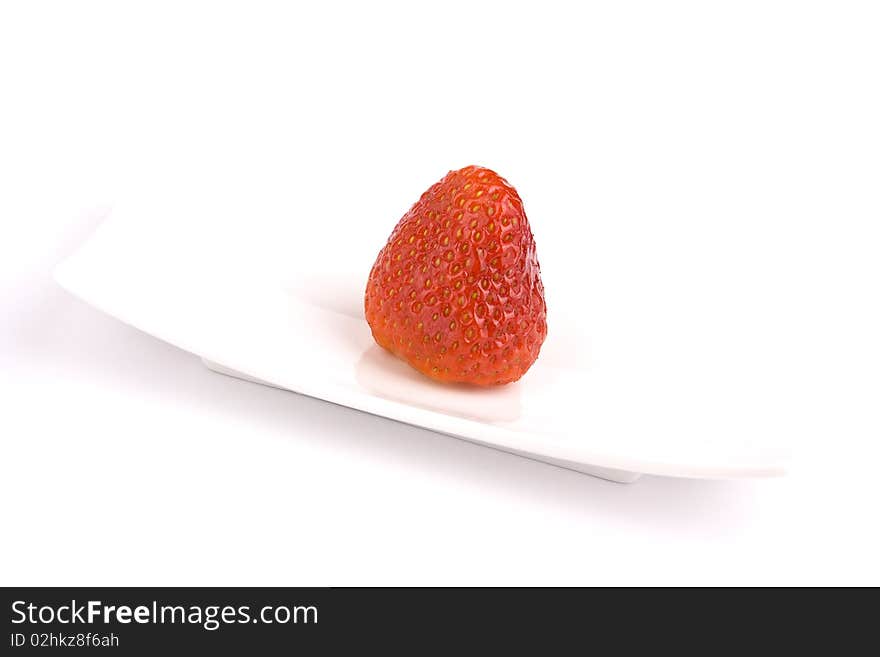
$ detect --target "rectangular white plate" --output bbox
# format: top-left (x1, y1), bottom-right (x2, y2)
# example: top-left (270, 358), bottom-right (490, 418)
top-left (53, 202), bottom-right (789, 483)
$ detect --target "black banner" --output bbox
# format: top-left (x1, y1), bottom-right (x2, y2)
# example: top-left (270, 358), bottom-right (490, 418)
top-left (0, 587), bottom-right (870, 653)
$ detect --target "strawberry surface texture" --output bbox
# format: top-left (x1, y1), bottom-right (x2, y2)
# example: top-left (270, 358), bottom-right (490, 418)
top-left (365, 165), bottom-right (547, 386)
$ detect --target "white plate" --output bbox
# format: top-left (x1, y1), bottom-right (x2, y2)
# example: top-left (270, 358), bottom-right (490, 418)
top-left (53, 202), bottom-right (789, 483)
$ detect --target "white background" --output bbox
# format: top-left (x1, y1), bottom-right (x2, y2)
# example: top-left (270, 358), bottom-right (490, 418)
top-left (2, 1), bottom-right (879, 585)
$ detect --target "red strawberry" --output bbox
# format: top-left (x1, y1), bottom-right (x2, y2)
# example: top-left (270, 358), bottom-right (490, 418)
top-left (365, 165), bottom-right (547, 386)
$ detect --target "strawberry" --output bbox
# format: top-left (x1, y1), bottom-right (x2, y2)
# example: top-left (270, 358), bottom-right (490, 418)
top-left (365, 165), bottom-right (547, 386)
